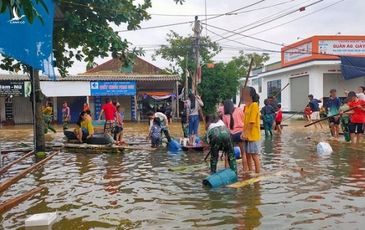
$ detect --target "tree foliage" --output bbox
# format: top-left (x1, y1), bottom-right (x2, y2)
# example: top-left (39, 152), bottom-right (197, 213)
top-left (154, 31), bottom-right (221, 75)
top-left (198, 52), bottom-right (269, 114)
top-left (227, 51), bottom-right (270, 77)
top-left (0, 0), bottom-right (184, 75)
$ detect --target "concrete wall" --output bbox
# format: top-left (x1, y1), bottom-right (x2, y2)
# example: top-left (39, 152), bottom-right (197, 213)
top-left (323, 73), bottom-right (365, 97)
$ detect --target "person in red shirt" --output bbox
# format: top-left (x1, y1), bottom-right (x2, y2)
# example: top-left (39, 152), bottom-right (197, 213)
top-left (98, 98), bottom-right (117, 135)
top-left (346, 91), bottom-right (365, 144)
top-left (275, 104), bottom-right (283, 134)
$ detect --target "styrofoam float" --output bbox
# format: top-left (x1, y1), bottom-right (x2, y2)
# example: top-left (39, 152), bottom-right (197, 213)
top-left (25, 212), bottom-right (57, 227)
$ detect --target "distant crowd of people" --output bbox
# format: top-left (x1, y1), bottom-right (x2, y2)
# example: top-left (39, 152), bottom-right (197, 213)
top-left (305, 86), bottom-right (365, 144)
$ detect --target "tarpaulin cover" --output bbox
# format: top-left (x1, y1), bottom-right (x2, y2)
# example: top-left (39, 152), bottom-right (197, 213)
top-left (0, 0), bottom-right (55, 78)
top-left (340, 56), bottom-right (365, 80)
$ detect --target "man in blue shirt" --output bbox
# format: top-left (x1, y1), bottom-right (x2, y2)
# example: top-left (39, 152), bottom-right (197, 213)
top-left (324, 89), bottom-right (341, 138)
top-left (308, 94), bottom-right (323, 129)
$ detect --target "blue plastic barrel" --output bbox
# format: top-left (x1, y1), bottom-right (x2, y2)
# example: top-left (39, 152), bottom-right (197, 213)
top-left (234, 146), bottom-right (241, 159)
top-left (168, 139), bottom-right (182, 153)
top-left (92, 120), bottom-right (105, 127)
top-left (203, 168), bottom-right (238, 188)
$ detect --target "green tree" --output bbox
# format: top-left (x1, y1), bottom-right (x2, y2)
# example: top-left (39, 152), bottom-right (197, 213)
top-left (198, 62), bottom-right (239, 114)
top-left (153, 30), bottom-right (221, 77)
top-left (198, 52), bottom-right (269, 114)
top-left (0, 0), bottom-right (185, 23)
top-left (227, 51), bottom-right (270, 77)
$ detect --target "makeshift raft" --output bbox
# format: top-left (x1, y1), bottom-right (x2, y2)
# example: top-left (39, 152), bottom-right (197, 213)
top-left (62, 143), bottom-right (155, 153)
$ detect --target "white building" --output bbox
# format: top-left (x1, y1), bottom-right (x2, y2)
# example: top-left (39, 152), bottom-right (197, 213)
top-left (239, 35), bottom-right (365, 112)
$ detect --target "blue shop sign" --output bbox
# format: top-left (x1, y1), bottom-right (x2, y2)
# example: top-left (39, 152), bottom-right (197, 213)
top-left (90, 81), bottom-right (136, 96)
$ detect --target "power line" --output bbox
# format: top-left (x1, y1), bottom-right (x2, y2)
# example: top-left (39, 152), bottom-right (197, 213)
top-left (204, 23), bottom-right (284, 46)
top-left (211, 0), bottom-right (314, 41)
top-left (250, 0), bottom-right (346, 36)
top-left (117, 0), bottom-right (266, 32)
top-left (215, 0), bottom-right (324, 42)
top-left (206, 27), bottom-right (269, 51)
top-left (149, 0), bottom-right (294, 17)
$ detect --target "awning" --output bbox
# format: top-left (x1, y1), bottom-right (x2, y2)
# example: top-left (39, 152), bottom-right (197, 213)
top-left (340, 56), bottom-right (365, 80)
top-left (41, 81), bottom-right (91, 97)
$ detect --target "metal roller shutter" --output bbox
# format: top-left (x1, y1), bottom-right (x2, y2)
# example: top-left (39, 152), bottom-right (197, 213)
top-left (290, 76), bottom-right (309, 112)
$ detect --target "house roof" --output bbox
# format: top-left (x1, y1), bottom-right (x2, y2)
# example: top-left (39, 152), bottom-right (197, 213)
top-left (84, 57), bottom-right (165, 75)
top-left (0, 74), bottom-right (180, 82)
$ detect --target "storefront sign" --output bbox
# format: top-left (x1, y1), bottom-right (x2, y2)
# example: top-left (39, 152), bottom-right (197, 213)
top-left (90, 81), bottom-right (136, 96)
top-left (318, 40), bottom-right (365, 55)
top-left (0, 81), bottom-right (31, 96)
top-left (284, 42), bottom-right (312, 64)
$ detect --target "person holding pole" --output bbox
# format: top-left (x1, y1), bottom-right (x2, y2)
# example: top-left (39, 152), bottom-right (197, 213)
top-left (345, 91), bottom-right (365, 144)
top-left (324, 89), bottom-right (341, 138)
top-left (187, 93), bottom-right (204, 145)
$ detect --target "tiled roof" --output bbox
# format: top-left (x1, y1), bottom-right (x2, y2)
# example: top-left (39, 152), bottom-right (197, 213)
top-left (0, 74), bottom-right (180, 82)
top-left (85, 57), bottom-right (164, 74)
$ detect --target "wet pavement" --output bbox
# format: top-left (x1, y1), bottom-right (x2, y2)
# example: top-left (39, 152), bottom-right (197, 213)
top-left (0, 120), bottom-right (365, 229)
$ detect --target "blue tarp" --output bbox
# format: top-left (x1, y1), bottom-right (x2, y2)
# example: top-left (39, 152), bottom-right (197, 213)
top-left (0, 1), bottom-right (55, 78)
top-left (340, 56), bottom-right (365, 80)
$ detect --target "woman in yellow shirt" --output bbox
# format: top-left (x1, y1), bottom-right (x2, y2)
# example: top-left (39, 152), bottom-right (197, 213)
top-left (241, 87), bottom-right (261, 173)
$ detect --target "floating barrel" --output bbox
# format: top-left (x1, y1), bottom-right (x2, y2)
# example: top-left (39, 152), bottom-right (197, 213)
top-left (168, 139), bottom-right (182, 153)
top-left (234, 146), bottom-right (241, 159)
top-left (203, 168), bottom-right (238, 188)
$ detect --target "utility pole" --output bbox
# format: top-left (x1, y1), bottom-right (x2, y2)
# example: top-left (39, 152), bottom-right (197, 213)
top-left (30, 68), bottom-right (45, 152)
top-left (185, 53), bottom-right (189, 100)
top-left (192, 16), bottom-right (202, 94)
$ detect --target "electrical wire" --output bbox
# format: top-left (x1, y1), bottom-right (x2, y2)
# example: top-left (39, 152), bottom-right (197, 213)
top-left (214, 0), bottom-right (324, 42)
top-left (117, 0), bottom-right (267, 32)
top-left (250, 0), bottom-right (346, 35)
top-left (148, 0), bottom-right (294, 17)
top-left (206, 27), bottom-right (270, 51)
top-left (211, 0), bottom-right (315, 41)
top-left (204, 23), bottom-right (284, 46)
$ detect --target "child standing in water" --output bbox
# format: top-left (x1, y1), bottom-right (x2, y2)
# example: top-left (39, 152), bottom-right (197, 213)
top-left (241, 87), bottom-right (261, 174)
top-left (205, 114), bottom-right (237, 174)
top-left (149, 117), bottom-right (162, 148)
top-left (275, 104), bottom-right (283, 134)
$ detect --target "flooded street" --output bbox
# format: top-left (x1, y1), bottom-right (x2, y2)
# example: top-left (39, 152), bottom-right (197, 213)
top-left (1, 121), bottom-right (365, 230)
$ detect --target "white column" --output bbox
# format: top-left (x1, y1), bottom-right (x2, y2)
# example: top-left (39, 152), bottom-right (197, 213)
top-left (52, 97), bottom-right (57, 121)
top-left (309, 66), bottom-right (324, 99)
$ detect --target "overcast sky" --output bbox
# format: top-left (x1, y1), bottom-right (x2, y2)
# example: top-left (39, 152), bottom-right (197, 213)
top-left (69, 0), bottom-right (365, 74)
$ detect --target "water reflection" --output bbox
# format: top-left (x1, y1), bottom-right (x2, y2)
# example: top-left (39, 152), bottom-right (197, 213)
top-left (1, 122), bottom-right (365, 229)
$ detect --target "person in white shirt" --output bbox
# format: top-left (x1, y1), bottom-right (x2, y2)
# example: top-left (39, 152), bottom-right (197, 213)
top-left (147, 111), bottom-right (171, 143)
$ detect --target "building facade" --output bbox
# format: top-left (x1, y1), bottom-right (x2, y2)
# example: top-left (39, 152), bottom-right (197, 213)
top-left (239, 36), bottom-right (365, 112)
top-left (0, 57), bottom-right (179, 124)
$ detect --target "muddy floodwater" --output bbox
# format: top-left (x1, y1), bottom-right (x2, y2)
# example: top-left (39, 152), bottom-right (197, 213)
top-left (1, 121), bottom-right (365, 229)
